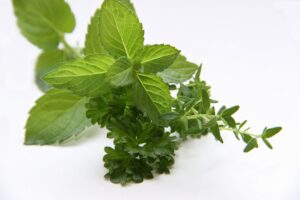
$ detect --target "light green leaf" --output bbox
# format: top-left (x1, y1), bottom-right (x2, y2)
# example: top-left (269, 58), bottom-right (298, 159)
top-left (99, 0), bottom-right (144, 59)
top-left (134, 73), bottom-right (171, 123)
top-left (158, 55), bottom-right (198, 83)
top-left (84, 9), bottom-right (108, 56)
top-left (141, 44), bottom-right (180, 73)
top-left (106, 57), bottom-right (134, 87)
top-left (13, 0), bottom-right (75, 49)
top-left (25, 89), bottom-right (91, 145)
top-left (84, 0), bottom-right (136, 55)
top-left (116, 0), bottom-right (136, 13)
top-left (44, 54), bottom-right (115, 97)
top-left (35, 49), bottom-right (67, 92)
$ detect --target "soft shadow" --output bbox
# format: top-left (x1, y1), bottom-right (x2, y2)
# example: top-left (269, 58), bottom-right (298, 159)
top-left (60, 125), bottom-right (104, 147)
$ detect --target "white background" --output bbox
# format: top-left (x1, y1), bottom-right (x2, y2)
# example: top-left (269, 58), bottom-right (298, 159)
top-left (0, 0), bottom-right (300, 199)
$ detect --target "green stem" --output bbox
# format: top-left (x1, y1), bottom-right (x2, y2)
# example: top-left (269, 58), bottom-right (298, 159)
top-left (219, 127), bottom-right (261, 138)
top-left (59, 34), bottom-right (81, 58)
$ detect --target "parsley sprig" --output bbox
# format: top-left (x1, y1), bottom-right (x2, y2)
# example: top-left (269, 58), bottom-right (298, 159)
top-left (13, 0), bottom-right (282, 185)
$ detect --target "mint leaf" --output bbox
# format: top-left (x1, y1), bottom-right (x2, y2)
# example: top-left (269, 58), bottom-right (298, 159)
top-left (13, 0), bottom-right (75, 49)
top-left (44, 54), bottom-right (115, 97)
top-left (84, 9), bottom-right (108, 56)
top-left (210, 124), bottom-right (223, 143)
top-left (134, 73), bottom-right (171, 123)
top-left (158, 55), bottom-right (198, 83)
top-left (25, 89), bottom-right (91, 145)
top-left (141, 45), bottom-right (180, 73)
top-left (99, 0), bottom-right (144, 59)
top-left (84, 0), bottom-right (136, 55)
top-left (106, 57), bottom-right (134, 87)
top-left (35, 49), bottom-right (67, 92)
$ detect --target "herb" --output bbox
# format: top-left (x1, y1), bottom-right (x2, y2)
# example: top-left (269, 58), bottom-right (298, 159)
top-left (14, 0), bottom-right (282, 185)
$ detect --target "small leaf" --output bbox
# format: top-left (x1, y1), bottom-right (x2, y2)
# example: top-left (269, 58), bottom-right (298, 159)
top-left (239, 120), bottom-right (247, 130)
top-left (44, 54), bottom-right (115, 97)
top-left (160, 112), bottom-right (181, 121)
top-left (262, 127), bottom-right (282, 138)
top-left (262, 138), bottom-right (273, 149)
top-left (141, 44), bottom-right (180, 73)
top-left (99, 0), bottom-right (144, 59)
top-left (221, 106), bottom-right (240, 117)
top-left (243, 138), bottom-right (258, 153)
top-left (241, 133), bottom-right (252, 143)
top-left (201, 89), bottom-right (210, 113)
top-left (210, 124), bottom-right (223, 143)
top-left (13, 0), bottom-right (76, 49)
top-left (25, 89), bottom-right (91, 145)
top-left (223, 116), bottom-right (236, 128)
top-left (106, 57), bottom-right (134, 87)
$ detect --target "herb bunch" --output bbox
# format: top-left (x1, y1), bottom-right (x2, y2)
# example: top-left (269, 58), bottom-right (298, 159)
top-left (13, 0), bottom-right (282, 185)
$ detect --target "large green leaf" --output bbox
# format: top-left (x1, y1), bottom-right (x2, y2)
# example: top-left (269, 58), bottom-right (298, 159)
top-left (13, 0), bottom-right (75, 49)
top-left (84, 0), bottom-right (136, 56)
top-left (44, 54), bottom-right (115, 97)
top-left (157, 55), bottom-right (198, 83)
top-left (99, 0), bottom-right (144, 59)
top-left (141, 45), bottom-right (180, 73)
top-left (25, 89), bottom-right (91, 145)
top-left (106, 57), bottom-right (134, 87)
top-left (35, 49), bottom-right (67, 92)
top-left (134, 73), bottom-right (171, 123)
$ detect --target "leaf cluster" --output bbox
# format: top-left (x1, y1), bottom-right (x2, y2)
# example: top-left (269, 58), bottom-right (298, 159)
top-left (14, 0), bottom-right (282, 185)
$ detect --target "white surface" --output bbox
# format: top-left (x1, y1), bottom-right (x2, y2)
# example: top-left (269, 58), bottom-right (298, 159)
top-left (0, 0), bottom-right (299, 199)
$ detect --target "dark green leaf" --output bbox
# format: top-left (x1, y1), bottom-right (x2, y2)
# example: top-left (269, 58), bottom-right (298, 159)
top-left (262, 127), bottom-right (282, 138)
top-left (221, 106), bottom-right (240, 117)
top-left (243, 138), bottom-right (258, 153)
top-left (201, 89), bottom-right (210, 113)
top-left (210, 124), bottom-right (223, 143)
top-left (262, 138), bottom-right (273, 149)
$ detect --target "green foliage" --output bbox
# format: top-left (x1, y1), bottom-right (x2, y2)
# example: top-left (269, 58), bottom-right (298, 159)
top-left (35, 49), bottom-right (67, 92)
top-left (158, 55), bottom-right (198, 83)
top-left (98, 0), bottom-right (144, 59)
top-left (13, 0), bottom-right (75, 50)
top-left (141, 45), bottom-right (180, 73)
top-left (43, 54), bottom-right (115, 97)
top-left (25, 89), bottom-right (91, 145)
top-left (16, 0), bottom-right (282, 185)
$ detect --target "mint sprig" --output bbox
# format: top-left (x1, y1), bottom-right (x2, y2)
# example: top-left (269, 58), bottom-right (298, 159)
top-left (13, 0), bottom-right (282, 185)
